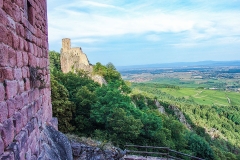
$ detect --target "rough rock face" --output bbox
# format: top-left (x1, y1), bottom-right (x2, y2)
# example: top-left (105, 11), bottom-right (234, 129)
top-left (168, 105), bottom-right (192, 130)
top-left (70, 141), bottom-right (126, 160)
top-left (154, 100), bottom-right (166, 114)
top-left (60, 38), bottom-right (93, 73)
top-left (91, 75), bottom-right (107, 86)
top-left (155, 101), bottom-right (192, 130)
top-left (38, 125), bottom-right (73, 160)
top-left (205, 127), bottom-right (227, 140)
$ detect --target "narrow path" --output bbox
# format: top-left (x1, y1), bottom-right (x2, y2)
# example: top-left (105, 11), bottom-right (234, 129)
top-left (194, 90), bottom-right (203, 97)
top-left (227, 97), bottom-right (231, 104)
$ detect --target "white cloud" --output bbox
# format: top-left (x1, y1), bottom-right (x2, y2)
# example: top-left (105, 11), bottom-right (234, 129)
top-left (72, 38), bottom-right (101, 43)
top-left (48, 9), bottom-right (194, 43)
top-left (146, 34), bottom-right (161, 42)
top-left (47, 1), bottom-right (240, 48)
top-left (170, 43), bottom-right (198, 48)
top-left (81, 1), bottom-right (126, 11)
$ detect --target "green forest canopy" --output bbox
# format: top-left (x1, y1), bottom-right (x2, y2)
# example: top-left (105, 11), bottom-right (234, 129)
top-left (49, 51), bottom-right (239, 160)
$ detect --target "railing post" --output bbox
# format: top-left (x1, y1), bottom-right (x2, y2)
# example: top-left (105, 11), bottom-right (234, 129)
top-left (126, 144), bottom-right (127, 156)
top-left (145, 144), bottom-right (147, 158)
top-left (124, 145), bottom-right (204, 160)
top-left (167, 148), bottom-right (169, 160)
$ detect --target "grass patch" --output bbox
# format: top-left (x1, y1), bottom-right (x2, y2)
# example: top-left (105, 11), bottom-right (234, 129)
top-left (133, 83), bottom-right (240, 106)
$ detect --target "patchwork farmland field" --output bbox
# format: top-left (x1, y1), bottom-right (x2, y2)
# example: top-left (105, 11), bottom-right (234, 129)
top-left (132, 83), bottom-right (240, 106)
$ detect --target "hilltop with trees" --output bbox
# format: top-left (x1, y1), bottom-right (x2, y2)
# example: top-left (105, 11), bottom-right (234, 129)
top-left (49, 51), bottom-right (239, 160)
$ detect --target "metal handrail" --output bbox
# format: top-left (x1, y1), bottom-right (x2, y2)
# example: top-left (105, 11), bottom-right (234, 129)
top-left (125, 145), bottom-right (205, 160)
top-left (126, 150), bottom-right (169, 156)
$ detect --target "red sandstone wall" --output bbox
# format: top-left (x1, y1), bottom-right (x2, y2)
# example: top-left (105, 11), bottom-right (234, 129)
top-left (0, 0), bottom-right (52, 159)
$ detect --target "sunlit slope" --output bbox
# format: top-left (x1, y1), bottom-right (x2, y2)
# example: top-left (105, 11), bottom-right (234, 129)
top-left (160, 88), bottom-right (240, 106)
top-left (133, 83), bottom-right (240, 106)
top-left (132, 83), bottom-right (240, 152)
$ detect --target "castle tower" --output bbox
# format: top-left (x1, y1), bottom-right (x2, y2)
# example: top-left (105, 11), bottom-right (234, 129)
top-left (60, 38), bottom-right (92, 73)
top-left (62, 38), bottom-right (71, 52)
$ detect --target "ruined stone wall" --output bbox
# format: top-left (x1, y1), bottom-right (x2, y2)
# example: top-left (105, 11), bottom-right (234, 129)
top-left (60, 38), bottom-right (92, 73)
top-left (0, 0), bottom-right (53, 159)
top-left (61, 38), bottom-right (70, 52)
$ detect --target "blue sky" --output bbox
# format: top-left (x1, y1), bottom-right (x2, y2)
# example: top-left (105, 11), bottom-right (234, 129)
top-left (47, 0), bottom-right (240, 66)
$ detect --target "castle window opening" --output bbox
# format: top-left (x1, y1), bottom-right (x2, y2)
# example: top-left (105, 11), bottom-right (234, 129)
top-left (27, 0), bottom-right (34, 25)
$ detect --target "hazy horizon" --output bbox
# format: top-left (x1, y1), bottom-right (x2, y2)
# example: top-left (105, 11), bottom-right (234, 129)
top-left (116, 60), bottom-right (240, 68)
top-left (47, 0), bottom-right (240, 66)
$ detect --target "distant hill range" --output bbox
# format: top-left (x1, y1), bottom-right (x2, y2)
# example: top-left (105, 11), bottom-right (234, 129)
top-left (117, 60), bottom-right (240, 71)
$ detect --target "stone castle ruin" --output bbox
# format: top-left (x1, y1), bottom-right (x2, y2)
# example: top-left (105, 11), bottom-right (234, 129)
top-left (60, 38), bottom-right (107, 85)
top-left (60, 38), bottom-right (93, 73)
top-left (0, 0), bottom-right (72, 159)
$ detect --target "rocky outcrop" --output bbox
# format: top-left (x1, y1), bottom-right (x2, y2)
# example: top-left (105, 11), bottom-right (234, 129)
top-left (91, 75), bottom-right (107, 86)
top-left (38, 125), bottom-right (73, 160)
top-left (205, 127), bottom-right (227, 141)
top-left (154, 100), bottom-right (166, 114)
top-left (154, 101), bottom-right (192, 130)
top-left (70, 140), bottom-right (126, 160)
top-left (168, 105), bottom-right (192, 130)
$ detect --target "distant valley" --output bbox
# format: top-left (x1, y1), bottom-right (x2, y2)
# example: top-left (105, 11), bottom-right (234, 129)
top-left (117, 60), bottom-right (240, 70)
top-left (119, 61), bottom-right (240, 93)
top-left (119, 60), bottom-right (240, 107)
